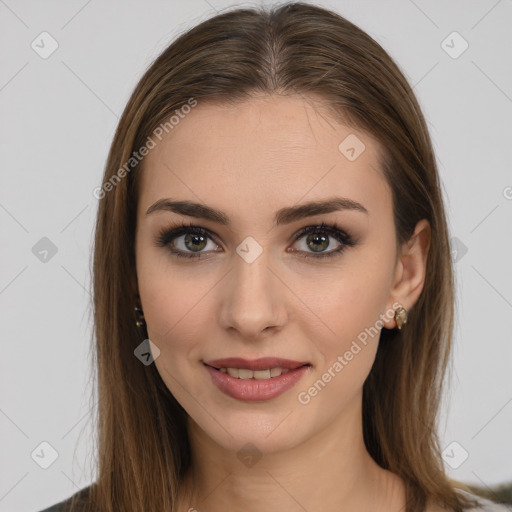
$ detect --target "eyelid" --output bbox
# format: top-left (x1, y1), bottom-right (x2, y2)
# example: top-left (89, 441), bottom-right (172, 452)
top-left (154, 222), bottom-right (221, 255)
top-left (292, 222), bottom-right (354, 245)
top-left (154, 220), bottom-right (357, 259)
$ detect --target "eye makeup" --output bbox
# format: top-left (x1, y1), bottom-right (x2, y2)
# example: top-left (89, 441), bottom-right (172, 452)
top-left (153, 220), bottom-right (357, 260)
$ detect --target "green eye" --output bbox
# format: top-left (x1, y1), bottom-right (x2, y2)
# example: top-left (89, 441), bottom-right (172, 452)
top-left (155, 221), bottom-right (356, 260)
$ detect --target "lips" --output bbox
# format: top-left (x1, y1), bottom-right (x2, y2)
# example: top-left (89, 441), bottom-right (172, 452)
top-left (203, 357), bottom-right (309, 371)
top-left (203, 357), bottom-right (311, 401)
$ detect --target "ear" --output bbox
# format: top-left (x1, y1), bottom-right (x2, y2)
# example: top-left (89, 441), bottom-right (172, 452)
top-left (382, 219), bottom-right (431, 329)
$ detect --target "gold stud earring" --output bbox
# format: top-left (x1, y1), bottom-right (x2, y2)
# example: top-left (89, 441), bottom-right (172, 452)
top-left (394, 306), bottom-right (408, 330)
top-left (134, 305), bottom-right (146, 328)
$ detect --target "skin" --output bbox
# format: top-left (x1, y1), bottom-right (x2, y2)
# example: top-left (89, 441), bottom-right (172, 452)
top-left (135, 94), bottom-right (433, 512)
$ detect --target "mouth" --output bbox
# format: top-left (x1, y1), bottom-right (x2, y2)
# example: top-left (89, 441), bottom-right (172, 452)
top-left (202, 357), bottom-right (311, 401)
top-left (203, 357), bottom-right (310, 379)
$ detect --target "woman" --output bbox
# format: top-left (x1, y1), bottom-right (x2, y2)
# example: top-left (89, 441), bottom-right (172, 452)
top-left (38, 2), bottom-right (509, 511)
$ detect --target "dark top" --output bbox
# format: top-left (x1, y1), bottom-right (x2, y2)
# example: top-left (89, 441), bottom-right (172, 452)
top-left (37, 484), bottom-right (93, 512)
top-left (37, 484), bottom-right (510, 511)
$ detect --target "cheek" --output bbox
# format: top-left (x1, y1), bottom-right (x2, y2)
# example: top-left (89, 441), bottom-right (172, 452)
top-left (137, 259), bottom-right (220, 361)
top-left (309, 289), bottom-right (383, 380)
top-left (140, 270), bottom-right (211, 402)
top-left (136, 240), bottom-right (188, 336)
top-left (293, 278), bottom-right (387, 414)
top-left (298, 252), bottom-right (394, 371)
top-left (304, 254), bottom-right (393, 327)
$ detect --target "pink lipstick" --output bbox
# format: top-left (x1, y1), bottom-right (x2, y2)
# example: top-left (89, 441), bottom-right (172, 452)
top-left (203, 357), bottom-right (311, 401)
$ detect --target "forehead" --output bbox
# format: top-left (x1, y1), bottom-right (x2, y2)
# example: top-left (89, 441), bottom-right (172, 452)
top-left (137, 94), bottom-right (390, 221)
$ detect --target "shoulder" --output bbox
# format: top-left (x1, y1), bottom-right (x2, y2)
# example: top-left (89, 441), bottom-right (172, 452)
top-left (455, 488), bottom-right (512, 512)
top-left (37, 484), bottom-right (94, 512)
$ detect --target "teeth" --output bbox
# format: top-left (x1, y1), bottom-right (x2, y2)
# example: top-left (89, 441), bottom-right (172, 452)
top-left (227, 368), bottom-right (239, 378)
top-left (270, 367), bottom-right (282, 377)
top-left (253, 369), bottom-right (271, 379)
top-left (238, 368), bottom-right (253, 380)
top-left (219, 367), bottom-right (291, 379)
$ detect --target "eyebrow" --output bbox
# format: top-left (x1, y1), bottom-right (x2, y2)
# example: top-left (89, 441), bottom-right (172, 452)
top-left (145, 196), bottom-right (368, 226)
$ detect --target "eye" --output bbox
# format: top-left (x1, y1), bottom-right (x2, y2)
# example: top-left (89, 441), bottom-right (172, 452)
top-left (154, 222), bottom-right (220, 259)
top-left (289, 222), bottom-right (356, 259)
top-left (154, 221), bottom-right (356, 260)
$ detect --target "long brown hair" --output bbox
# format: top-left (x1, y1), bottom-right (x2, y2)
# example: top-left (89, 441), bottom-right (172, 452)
top-left (85, 3), bottom-right (480, 511)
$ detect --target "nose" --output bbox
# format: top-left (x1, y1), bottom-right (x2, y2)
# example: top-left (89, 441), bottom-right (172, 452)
top-left (218, 249), bottom-right (288, 340)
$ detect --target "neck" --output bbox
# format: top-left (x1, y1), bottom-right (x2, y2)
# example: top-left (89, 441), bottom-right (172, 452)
top-left (176, 398), bottom-right (405, 512)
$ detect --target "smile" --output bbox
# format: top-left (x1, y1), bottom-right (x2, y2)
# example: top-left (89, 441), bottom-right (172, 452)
top-left (217, 367), bottom-right (290, 379)
top-left (203, 357), bottom-right (311, 401)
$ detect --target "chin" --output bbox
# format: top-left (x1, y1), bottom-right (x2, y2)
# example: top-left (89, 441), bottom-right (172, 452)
top-left (187, 404), bottom-right (314, 458)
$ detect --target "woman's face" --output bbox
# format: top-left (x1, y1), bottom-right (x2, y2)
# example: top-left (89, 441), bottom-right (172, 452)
top-left (135, 94), bottom-right (410, 455)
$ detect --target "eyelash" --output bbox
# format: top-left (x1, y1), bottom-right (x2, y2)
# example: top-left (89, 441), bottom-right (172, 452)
top-left (154, 221), bottom-right (356, 260)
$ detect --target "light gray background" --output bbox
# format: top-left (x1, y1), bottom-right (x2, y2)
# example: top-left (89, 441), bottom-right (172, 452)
top-left (1, 1), bottom-right (511, 510)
